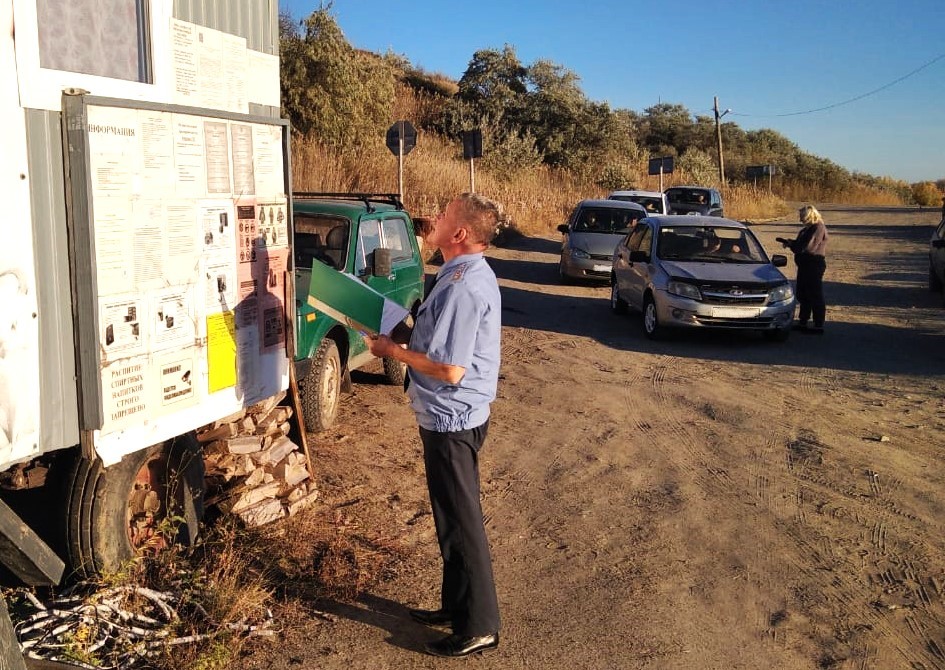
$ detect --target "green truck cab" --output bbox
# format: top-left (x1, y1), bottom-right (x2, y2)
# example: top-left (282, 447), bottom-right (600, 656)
top-left (292, 193), bottom-right (425, 430)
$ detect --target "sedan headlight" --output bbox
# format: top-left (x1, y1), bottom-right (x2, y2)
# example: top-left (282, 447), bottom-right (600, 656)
top-left (569, 247), bottom-right (590, 260)
top-left (767, 283), bottom-right (794, 304)
top-left (667, 281), bottom-right (702, 300)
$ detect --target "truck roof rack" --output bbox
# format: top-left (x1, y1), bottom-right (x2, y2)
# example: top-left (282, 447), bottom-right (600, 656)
top-left (292, 192), bottom-right (404, 212)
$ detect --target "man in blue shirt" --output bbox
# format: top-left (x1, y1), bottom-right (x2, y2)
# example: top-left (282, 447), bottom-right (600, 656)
top-left (367, 193), bottom-right (502, 658)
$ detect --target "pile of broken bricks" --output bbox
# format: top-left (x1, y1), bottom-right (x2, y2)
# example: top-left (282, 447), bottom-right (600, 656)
top-left (197, 393), bottom-right (318, 527)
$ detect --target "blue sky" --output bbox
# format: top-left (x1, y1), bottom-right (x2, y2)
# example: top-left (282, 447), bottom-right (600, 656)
top-left (283, 0), bottom-right (945, 183)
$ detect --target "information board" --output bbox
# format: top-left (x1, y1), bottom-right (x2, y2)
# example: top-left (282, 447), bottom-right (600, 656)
top-left (64, 96), bottom-right (291, 465)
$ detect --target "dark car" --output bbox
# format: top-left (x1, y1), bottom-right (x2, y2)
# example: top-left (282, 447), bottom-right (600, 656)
top-left (293, 193), bottom-right (425, 430)
top-left (665, 186), bottom-right (724, 217)
top-left (930, 217), bottom-right (945, 301)
top-left (557, 199), bottom-right (647, 282)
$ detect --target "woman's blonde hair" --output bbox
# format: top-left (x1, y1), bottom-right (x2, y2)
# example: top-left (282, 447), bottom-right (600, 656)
top-left (798, 204), bottom-right (823, 225)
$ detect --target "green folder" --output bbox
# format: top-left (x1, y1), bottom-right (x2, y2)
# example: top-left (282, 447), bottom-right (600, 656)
top-left (306, 259), bottom-right (408, 336)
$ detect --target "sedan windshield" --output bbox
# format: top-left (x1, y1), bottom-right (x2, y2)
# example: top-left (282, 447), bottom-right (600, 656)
top-left (657, 226), bottom-right (768, 263)
top-left (666, 189), bottom-right (710, 205)
top-left (574, 207), bottom-right (644, 234)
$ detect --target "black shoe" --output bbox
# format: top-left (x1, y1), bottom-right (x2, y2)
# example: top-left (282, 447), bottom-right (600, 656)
top-left (408, 608), bottom-right (453, 627)
top-left (791, 321), bottom-right (809, 332)
top-left (807, 325), bottom-right (824, 335)
top-left (425, 632), bottom-right (499, 658)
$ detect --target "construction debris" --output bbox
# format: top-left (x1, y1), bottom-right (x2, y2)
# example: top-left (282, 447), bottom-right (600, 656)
top-left (198, 401), bottom-right (318, 527)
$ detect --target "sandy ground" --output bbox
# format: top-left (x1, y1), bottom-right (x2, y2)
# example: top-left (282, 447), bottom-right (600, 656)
top-left (235, 205), bottom-right (945, 670)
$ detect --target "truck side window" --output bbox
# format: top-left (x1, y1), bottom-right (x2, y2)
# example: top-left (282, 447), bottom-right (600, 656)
top-left (381, 218), bottom-right (414, 262)
top-left (355, 219), bottom-right (382, 275)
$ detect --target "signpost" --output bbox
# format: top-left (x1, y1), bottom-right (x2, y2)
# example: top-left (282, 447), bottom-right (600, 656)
top-left (648, 156), bottom-right (674, 192)
top-left (746, 164), bottom-right (777, 191)
top-left (386, 120), bottom-right (417, 201)
top-left (462, 129), bottom-right (483, 193)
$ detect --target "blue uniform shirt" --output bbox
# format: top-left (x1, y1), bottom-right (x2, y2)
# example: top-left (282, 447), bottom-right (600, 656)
top-left (407, 253), bottom-right (501, 432)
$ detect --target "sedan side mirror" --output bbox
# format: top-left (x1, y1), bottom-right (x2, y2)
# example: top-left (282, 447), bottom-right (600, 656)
top-left (372, 248), bottom-right (392, 277)
top-left (771, 254), bottom-right (788, 267)
top-left (629, 250), bottom-right (650, 263)
top-left (557, 223), bottom-right (569, 234)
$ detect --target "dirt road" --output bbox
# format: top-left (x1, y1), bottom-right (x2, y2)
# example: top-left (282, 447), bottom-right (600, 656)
top-left (237, 205), bottom-right (945, 669)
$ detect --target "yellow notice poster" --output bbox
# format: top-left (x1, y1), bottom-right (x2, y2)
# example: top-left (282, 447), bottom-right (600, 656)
top-left (207, 311), bottom-right (237, 392)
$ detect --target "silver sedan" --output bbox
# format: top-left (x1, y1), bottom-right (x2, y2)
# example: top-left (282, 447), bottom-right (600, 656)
top-left (558, 199), bottom-right (647, 282)
top-left (610, 215), bottom-right (796, 340)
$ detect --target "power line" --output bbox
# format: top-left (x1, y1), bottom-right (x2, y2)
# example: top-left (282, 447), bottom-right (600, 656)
top-left (728, 51), bottom-right (945, 118)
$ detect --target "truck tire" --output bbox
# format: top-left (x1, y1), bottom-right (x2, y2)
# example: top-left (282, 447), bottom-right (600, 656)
top-left (65, 435), bottom-right (204, 576)
top-left (382, 312), bottom-right (413, 387)
top-left (299, 338), bottom-right (341, 432)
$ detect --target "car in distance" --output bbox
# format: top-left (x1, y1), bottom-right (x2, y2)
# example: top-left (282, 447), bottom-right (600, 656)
top-left (929, 217), bottom-right (945, 301)
top-left (607, 189), bottom-right (669, 215)
top-left (557, 199), bottom-right (647, 282)
top-left (610, 215), bottom-right (795, 340)
top-left (293, 193), bottom-right (425, 430)
top-left (665, 186), bottom-right (724, 217)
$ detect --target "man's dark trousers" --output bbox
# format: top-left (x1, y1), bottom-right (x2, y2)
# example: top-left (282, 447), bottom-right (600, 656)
top-left (419, 421), bottom-right (500, 637)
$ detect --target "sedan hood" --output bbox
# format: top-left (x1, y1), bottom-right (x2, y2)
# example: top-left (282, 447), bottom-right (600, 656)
top-left (660, 260), bottom-right (788, 286)
top-left (568, 232), bottom-right (625, 256)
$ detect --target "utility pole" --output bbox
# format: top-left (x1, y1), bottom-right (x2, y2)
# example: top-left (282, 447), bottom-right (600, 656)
top-left (713, 96), bottom-right (730, 186)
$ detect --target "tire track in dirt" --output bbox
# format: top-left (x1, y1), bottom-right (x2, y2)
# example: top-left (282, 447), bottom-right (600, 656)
top-left (769, 427), bottom-right (945, 670)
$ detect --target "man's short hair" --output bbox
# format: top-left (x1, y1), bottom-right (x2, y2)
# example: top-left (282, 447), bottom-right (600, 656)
top-left (456, 193), bottom-right (504, 245)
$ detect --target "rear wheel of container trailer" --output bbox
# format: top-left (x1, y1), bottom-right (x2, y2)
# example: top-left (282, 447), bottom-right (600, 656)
top-left (64, 434), bottom-right (205, 576)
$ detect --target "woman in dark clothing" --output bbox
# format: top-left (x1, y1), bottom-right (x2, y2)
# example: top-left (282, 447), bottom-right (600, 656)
top-left (776, 205), bottom-right (828, 334)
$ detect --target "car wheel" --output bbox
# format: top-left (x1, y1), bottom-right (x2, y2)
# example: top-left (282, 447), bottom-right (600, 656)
top-left (558, 259), bottom-right (572, 285)
top-left (929, 262), bottom-right (943, 292)
top-left (642, 294), bottom-right (662, 340)
top-left (764, 327), bottom-right (790, 342)
top-left (610, 279), bottom-right (628, 315)
top-left (299, 338), bottom-right (342, 432)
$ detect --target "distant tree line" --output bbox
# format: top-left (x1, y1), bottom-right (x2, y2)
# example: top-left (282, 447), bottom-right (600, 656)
top-left (281, 7), bottom-right (936, 203)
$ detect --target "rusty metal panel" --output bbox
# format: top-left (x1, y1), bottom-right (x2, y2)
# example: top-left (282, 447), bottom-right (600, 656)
top-left (23, 109), bottom-right (80, 452)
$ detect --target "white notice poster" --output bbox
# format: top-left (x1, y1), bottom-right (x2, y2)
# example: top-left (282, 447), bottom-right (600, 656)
top-left (150, 287), bottom-right (197, 351)
top-left (204, 121), bottom-right (231, 194)
top-left (252, 124), bottom-right (284, 197)
top-left (101, 357), bottom-right (149, 430)
top-left (170, 19), bottom-right (199, 106)
top-left (100, 296), bottom-right (147, 359)
top-left (154, 349), bottom-right (198, 411)
top-left (173, 116), bottom-right (206, 198)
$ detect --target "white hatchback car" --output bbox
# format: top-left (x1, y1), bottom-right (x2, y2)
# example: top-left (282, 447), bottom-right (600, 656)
top-left (607, 190), bottom-right (669, 215)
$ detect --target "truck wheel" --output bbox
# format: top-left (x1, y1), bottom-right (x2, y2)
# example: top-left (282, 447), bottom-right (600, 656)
top-left (382, 313), bottom-right (413, 386)
top-left (299, 338), bottom-right (341, 432)
top-left (65, 435), bottom-right (204, 576)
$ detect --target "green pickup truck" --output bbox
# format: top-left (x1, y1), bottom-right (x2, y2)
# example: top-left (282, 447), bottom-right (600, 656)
top-left (293, 193), bottom-right (425, 431)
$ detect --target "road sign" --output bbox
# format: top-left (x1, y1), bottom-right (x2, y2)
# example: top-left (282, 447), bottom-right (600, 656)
top-left (746, 164), bottom-right (776, 178)
top-left (648, 156), bottom-right (674, 176)
top-left (386, 120), bottom-right (417, 156)
top-left (462, 129), bottom-right (483, 160)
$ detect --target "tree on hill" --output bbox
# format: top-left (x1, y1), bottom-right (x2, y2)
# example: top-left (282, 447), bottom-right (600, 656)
top-left (280, 7), bottom-right (395, 146)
